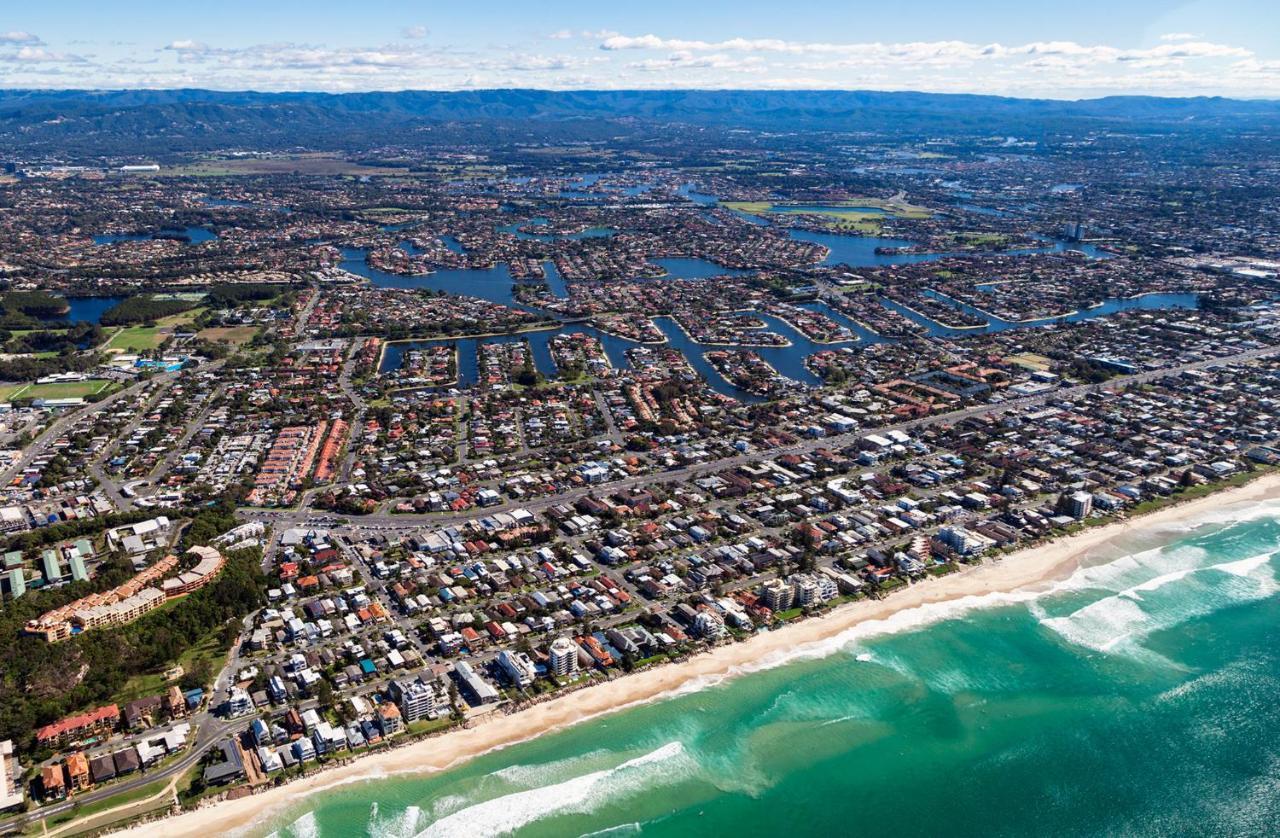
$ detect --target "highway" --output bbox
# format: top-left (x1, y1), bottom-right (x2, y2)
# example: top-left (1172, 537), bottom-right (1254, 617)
top-left (335, 338), bottom-right (369, 485)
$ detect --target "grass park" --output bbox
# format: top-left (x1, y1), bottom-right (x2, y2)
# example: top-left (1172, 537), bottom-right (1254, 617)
top-left (722, 197), bottom-right (932, 234)
top-left (103, 307), bottom-right (207, 353)
top-left (195, 325), bottom-right (259, 346)
top-left (161, 153), bottom-right (410, 177)
top-left (0, 379), bottom-right (116, 402)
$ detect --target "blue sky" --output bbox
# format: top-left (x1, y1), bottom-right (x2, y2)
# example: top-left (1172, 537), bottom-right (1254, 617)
top-left (2, 0), bottom-right (1277, 97)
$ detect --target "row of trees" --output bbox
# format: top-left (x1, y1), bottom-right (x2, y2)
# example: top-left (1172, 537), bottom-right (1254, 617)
top-left (99, 295), bottom-right (198, 327)
top-left (0, 291), bottom-right (69, 326)
top-left (2, 322), bottom-right (104, 355)
top-left (204, 282), bottom-right (286, 308)
top-left (0, 351), bottom-right (101, 386)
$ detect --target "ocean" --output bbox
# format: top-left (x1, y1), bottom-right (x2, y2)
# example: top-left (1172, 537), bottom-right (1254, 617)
top-left (261, 505), bottom-right (1280, 838)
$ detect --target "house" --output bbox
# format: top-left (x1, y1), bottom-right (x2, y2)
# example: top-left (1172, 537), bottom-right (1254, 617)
top-left (65, 752), bottom-right (91, 792)
top-left (112, 747), bottom-right (141, 776)
top-left (88, 753), bottom-right (116, 784)
top-left (123, 695), bottom-right (164, 731)
top-left (165, 685), bottom-right (187, 718)
top-left (202, 740), bottom-right (245, 786)
top-left (377, 703), bottom-right (403, 737)
top-left (40, 764), bottom-right (65, 801)
top-left (226, 687), bottom-right (253, 717)
top-left (291, 737), bottom-right (316, 762)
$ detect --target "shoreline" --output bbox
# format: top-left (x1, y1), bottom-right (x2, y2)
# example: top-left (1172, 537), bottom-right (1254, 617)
top-left (122, 470), bottom-right (1280, 837)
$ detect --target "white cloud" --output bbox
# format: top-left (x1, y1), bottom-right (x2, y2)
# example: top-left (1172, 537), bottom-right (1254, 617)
top-left (164, 39), bottom-right (212, 53)
top-left (599, 33), bottom-right (1252, 64)
top-left (628, 51), bottom-right (766, 73)
top-left (0, 45), bottom-right (86, 63)
top-left (402, 25), bottom-right (428, 40)
top-left (589, 32), bottom-right (1274, 93)
top-left (0, 31), bottom-right (42, 45)
top-left (0, 28), bottom-right (1275, 97)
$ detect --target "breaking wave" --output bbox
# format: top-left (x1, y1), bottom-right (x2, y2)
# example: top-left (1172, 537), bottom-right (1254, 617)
top-left (1040, 550), bottom-right (1278, 657)
top-left (413, 742), bottom-right (689, 838)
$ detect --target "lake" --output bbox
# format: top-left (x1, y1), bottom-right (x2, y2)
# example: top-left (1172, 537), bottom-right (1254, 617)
top-left (93, 227), bottom-right (218, 245)
top-left (37, 296), bottom-right (128, 325)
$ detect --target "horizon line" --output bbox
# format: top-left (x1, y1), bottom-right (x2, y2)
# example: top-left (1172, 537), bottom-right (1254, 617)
top-left (1, 86), bottom-right (1278, 104)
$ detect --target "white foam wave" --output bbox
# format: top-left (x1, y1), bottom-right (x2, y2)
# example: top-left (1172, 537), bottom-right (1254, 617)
top-left (282, 810), bottom-right (318, 838)
top-left (489, 749), bottom-right (610, 788)
top-left (423, 794), bottom-right (471, 823)
top-left (368, 803), bottom-right (422, 838)
top-left (414, 742), bottom-right (687, 838)
top-left (737, 586), bottom-right (1049, 672)
top-left (581, 823), bottom-right (643, 837)
top-left (1156, 659), bottom-right (1261, 705)
top-left (1041, 550), bottom-right (1277, 656)
top-left (1059, 544), bottom-right (1208, 595)
top-left (1216, 553), bottom-right (1273, 576)
top-left (1153, 496), bottom-right (1280, 531)
top-left (1120, 568), bottom-right (1196, 601)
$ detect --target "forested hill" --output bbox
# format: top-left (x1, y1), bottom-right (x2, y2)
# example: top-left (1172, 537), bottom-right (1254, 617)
top-left (2, 88), bottom-right (1278, 158)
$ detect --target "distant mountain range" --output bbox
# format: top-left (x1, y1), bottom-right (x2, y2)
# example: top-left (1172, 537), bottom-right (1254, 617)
top-left (2, 88), bottom-right (1277, 159)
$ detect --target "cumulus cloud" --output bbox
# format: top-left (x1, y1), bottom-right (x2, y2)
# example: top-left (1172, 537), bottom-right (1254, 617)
top-left (164, 39), bottom-right (212, 53)
top-left (599, 33), bottom-right (1253, 64)
top-left (0, 27), bottom-right (1275, 97)
top-left (0, 31), bottom-right (42, 45)
top-left (629, 51), bottom-right (766, 73)
top-left (0, 45), bottom-right (86, 63)
top-left (583, 31), bottom-right (1279, 96)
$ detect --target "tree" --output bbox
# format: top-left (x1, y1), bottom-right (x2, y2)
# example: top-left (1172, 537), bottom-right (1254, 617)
top-left (314, 679), bottom-right (335, 709)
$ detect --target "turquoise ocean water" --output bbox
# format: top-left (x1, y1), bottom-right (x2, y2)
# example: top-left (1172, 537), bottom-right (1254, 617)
top-left (261, 504), bottom-right (1280, 838)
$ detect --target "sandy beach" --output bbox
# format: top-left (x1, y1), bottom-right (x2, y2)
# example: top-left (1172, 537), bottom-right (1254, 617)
top-left (123, 471), bottom-right (1280, 837)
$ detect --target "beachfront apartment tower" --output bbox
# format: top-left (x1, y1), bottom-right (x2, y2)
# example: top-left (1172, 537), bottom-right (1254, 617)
top-left (762, 578), bottom-right (795, 612)
top-left (548, 636), bottom-right (580, 677)
top-left (497, 650), bottom-right (538, 688)
top-left (388, 678), bottom-right (435, 722)
top-left (1066, 490), bottom-right (1094, 519)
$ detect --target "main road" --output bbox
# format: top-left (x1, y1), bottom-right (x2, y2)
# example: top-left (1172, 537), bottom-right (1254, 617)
top-left (244, 342), bottom-right (1280, 531)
